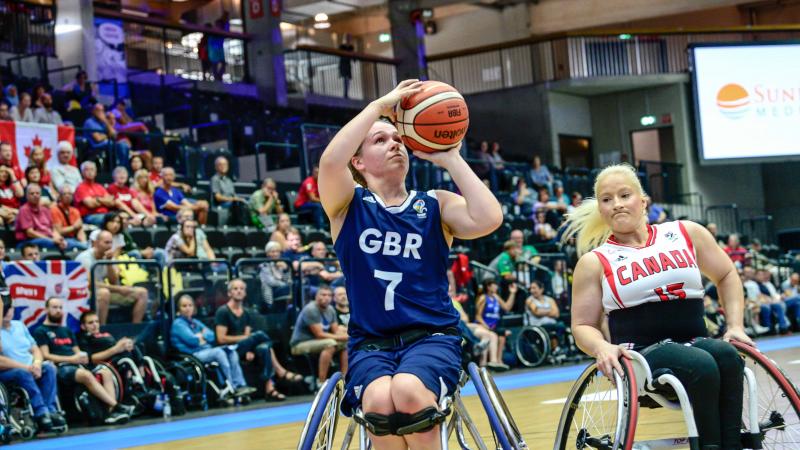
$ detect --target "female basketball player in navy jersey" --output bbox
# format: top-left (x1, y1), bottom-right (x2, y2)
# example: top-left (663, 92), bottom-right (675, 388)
top-left (318, 79), bottom-right (503, 449)
top-left (564, 163), bottom-right (754, 450)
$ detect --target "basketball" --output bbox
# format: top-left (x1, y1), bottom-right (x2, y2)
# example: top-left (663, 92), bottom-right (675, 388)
top-left (395, 80), bottom-right (469, 153)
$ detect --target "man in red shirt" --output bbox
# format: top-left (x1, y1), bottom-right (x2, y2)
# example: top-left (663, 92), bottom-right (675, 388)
top-left (51, 184), bottom-right (88, 247)
top-left (294, 165), bottom-right (324, 229)
top-left (74, 161), bottom-right (117, 226)
top-left (15, 184), bottom-right (84, 251)
top-left (723, 233), bottom-right (750, 268)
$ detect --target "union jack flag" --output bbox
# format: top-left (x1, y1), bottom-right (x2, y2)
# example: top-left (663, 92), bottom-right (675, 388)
top-left (3, 261), bottom-right (90, 332)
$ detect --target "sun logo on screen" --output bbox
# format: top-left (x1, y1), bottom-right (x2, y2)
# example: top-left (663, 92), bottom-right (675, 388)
top-left (716, 83), bottom-right (750, 119)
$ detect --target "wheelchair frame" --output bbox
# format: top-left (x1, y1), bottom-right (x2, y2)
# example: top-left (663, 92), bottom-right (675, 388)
top-left (297, 362), bottom-right (527, 450)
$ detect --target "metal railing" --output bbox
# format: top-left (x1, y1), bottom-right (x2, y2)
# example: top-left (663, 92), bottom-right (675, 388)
top-left (285, 45), bottom-right (398, 101)
top-left (254, 141), bottom-right (301, 181)
top-left (166, 258), bottom-right (232, 322)
top-left (426, 27), bottom-right (800, 95)
top-left (0, 1), bottom-right (55, 57)
top-left (705, 204), bottom-right (740, 236)
top-left (741, 215), bottom-right (775, 246)
top-left (88, 259), bottom-right (164, 324)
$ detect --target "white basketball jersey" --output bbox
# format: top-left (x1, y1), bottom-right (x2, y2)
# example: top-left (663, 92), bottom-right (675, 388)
top-left (592, 221), bottom-right (705, 313)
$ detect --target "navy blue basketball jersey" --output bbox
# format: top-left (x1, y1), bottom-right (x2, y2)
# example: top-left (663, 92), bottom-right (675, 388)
top-left (334, 187), bottom-right (459, 348)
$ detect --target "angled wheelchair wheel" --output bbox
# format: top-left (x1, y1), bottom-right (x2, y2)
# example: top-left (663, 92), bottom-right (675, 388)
top-left (553, 358), bottom-right (638, 450)
top-left (468, 362), bottom-right (515, 450)
top-left (515, 326), bottom-right (550, 368)
top-left (475, 363), bottom-right (528, 449)
top-left (733, 341), bottom-right (800, 449)
top-left (297, 372), bottom-right (344, 450)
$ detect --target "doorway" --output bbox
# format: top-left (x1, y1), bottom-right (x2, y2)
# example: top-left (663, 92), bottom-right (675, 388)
top-left (559, 135), bottom-right (593, 169)
top-left (630, 126), bottom-right (679, 203)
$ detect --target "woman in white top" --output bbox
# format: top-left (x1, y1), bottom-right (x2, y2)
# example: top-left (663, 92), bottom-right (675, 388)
top-left (10, 92), bottom-right (33, 122)
top-left (564, 163), bottom-right (753, 450)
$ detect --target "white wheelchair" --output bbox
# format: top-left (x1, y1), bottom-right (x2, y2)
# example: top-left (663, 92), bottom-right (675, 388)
top-left (553, 340), bottom-right (800, 450)
top-left (297, 362), bottom-right (528, 450)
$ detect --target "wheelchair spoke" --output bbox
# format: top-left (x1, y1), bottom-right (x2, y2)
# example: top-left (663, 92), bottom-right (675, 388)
top-left (569, 370), bottom-right (622, 450)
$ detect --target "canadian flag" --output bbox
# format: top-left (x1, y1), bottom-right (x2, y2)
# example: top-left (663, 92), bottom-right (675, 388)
top-left (0, 121), bottom-right (76, 170)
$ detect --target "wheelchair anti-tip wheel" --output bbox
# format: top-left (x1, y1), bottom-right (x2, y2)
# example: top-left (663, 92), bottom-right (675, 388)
top-left (733, 341), bottom-right (800, 449)
top-left (515, 326), bottom-right (551, 368)
top-left (554, 357), bottom-right (638, 450)
top-left (297, 372), bottom-right (344, 450)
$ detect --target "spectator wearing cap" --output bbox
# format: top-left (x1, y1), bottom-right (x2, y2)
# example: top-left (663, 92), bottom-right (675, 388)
top-left (74, 161), bottom-right (117, 226)
top-left (51, 141), bottom-right (81, 192)
top-left (50, 184), bottom-right (87, 246)
top-left (15, 183), bottom-right (84, 251)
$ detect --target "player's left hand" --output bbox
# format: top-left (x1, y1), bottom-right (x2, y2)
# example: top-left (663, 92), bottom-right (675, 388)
top-left (723, 326), bottom-right (755, 347)
top-left (412, 146), bottom-right (461, 169)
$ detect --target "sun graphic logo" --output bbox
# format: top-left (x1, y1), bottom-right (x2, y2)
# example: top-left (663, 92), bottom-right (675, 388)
top-left (716, 83), bottom-right (750, 119)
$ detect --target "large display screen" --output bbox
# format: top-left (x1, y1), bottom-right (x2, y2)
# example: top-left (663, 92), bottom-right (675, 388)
top-left (691, 43), bottom-right (800, 164)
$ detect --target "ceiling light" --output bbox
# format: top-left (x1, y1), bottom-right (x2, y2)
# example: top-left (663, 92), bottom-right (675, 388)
top-left (230, 18), bottom-right (242, 25)
top-left (55, 24), bottom-right (81, 34)
top-left (279, 22), bottom-right (295, 30)
top-left (313, 22), bottom-right (331, 29)
top-left (314, 13), bottom-right (328, 22)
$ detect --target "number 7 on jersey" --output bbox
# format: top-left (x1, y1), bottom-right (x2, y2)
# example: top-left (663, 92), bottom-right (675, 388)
top-left (374, 270), bottom-right (403, 311)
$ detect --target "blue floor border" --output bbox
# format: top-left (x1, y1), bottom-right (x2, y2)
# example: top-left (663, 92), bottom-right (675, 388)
top-left (16, 335), bottom-right (800, 450)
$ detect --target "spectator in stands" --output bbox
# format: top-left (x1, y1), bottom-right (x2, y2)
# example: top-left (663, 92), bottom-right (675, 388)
top-left (533, 187), bottom-right (566, 219)
top-left (0, 301), bottom-right (64, 432)
top-left (269, 213), bottom-right (293, 250)
top-left (20, 243), bottom-right (40, 261)
top-left (83, 102), bottom-right (129, 167)
top-left (34, 298), bottom-right (132, 424)
top-left (290, 285), bottom-right (348, 385)
top-left (76, 230), bottom-right (148, 324)
top-left (754, 268), bottom-right (790, 335)
top-left (647, 200), bottom-right (668, 224)
top-left (333, 286), bottom-right (350, 330)
top-left (199, 25), bottom-right (212, 79)
top-left (569, 191), bottom-right (583, 212)
top-left (171, 295), bottom-right (255, 398)
top-left (130, 154), bottom-right (144, 175)
top-left (214, 279), bottom-right (294, 401)
top-left (259, 241), bottom-right (291, 308)
top-left (0, 240), bottom-right (6, 263)
top-left (132, 169), bottom-right (162, 223)
top-left (724, 234), bottom-right (749, 268)
top-left (474, 279), bottom-right (513, 371)
top-left (0, 141), bottom-right (23, 183)
top-left (75, 161), bottom-right (117, 226)
top-left (3, 85), bottom-right (18, 107)
top-left (10, 92), bottom-right (33, 122)
top-left (31, 86), bottom-right (45, 108)
top-left (706, 222), bottom-right (725, 247)
top-left (281, 229), bottom-right (309, 270)
top-left (512, 179), bottom-right (535, 216)
top-left (553, 183), bottom-right (570, 206)
top-left (24, 167), bottom-right (54, 205)
top-left (304, 241), bottom-right (344, 288)
top-left (528, 155), bottom-right (553, 195)
top-left (533, 209), bottom-right (557, 241)
top-left (51, 185), bottom-right (87, 247)
top-left (294, 165), bottom-right (325, 229)
top-left (15, 183), bottom-right (83, 251)
top-left (111, 100), bottom-right (148, 135)
top-left (33, 93), bottom-right (62, 125)
top-left (0, 103), bottom-right (10, 121)
top-left (65, 71), bottom-right (95, 109)
top-left (51, 141), bottom-right (81, 192)
top-left (490, 240), bottom-right (522, 282)
top-left (28, 145), bottom-right (53, 190)
top-left (0, 164), bottom-right (22, 225)
top-left (107, 167), bottom-right (153, 227)
top-left (525, 279), bottom-right (566, 351)
top-left (164, 218), bottom-right (217, 264)
top-left (781, 272), bottom-right (800, 330)
top-left (154, 167), bottom-right (208, 224)
top-left (77, 310), bottom-right (139, 365)
top-left (211, 156), bottom-right (249, 226)
top-left (510, 229), bottom-right (539, 264)
top-left (248, 178), bottom-right (283, 230)
top-left (208, 29), bottom-right (226, 80)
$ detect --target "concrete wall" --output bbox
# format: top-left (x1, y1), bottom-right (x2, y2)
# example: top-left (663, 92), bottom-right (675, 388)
top-left (424, 4), bottom-right (530, 55)
top-left (548, 91), bottom-right (592, 166)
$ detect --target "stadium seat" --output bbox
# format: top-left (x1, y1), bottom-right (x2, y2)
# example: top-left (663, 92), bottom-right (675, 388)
top-left (153, 228), bottom-right (173, 248)
top-left (205, 229), bottom-right (226, 250)
top-left (128, 229), bottom-right (153, 249)
top-left (245, 230), bottom-right (269, 251)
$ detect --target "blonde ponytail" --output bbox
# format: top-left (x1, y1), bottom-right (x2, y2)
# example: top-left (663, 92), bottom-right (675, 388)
top-left (560, 163), bottom-right (646, 256)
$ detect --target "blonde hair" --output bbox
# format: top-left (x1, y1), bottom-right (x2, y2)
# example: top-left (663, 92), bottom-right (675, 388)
top-left (133, 169), bottom-right (154, 195)
top-left (560, 163), bottom-right (647, 256)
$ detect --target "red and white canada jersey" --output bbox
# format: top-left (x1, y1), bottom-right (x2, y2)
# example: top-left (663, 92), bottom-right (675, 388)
top-left (592, 221), bottom-right (704, 313)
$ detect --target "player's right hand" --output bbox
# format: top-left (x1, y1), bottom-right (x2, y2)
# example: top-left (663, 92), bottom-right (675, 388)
top-left (373, 80), bottom-right (425, 119)
top-left (594, 341), bottom-right (631, 382)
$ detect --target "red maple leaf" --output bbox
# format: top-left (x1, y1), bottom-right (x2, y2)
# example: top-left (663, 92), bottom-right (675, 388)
top-left (23, 134), bottom-right (53, 163)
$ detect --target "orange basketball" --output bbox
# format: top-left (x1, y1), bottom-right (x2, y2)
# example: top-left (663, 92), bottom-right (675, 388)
top-left (395, 81), bottom-right (469, 153)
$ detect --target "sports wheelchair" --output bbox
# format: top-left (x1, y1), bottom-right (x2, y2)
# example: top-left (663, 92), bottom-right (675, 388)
top-left (553, 341), bottom-right (800, 450)
top-left (297, 362), bottom-right (528, 450)
top-left (0, 378), bottom-right (68, 442)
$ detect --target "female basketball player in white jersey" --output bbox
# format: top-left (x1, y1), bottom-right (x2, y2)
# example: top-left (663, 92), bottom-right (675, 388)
top-left (318, 79), bottom-right (503, 450)
top-left (564, 163), bottom-right (754, 450)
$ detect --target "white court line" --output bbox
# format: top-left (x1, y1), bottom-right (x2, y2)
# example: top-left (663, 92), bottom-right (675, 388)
top-left (542, 389), bottom-right (618, 405)
top-left (788, 359), bottom-right (800, 365)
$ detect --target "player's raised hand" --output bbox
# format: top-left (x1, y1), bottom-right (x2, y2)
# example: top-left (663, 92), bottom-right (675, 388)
top-left (373, 80), bottom-right (425, 119)
top-left (411, 146), bottom-right (462, 169)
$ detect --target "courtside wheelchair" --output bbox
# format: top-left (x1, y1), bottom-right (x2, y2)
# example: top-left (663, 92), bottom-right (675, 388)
top-left (553, 341), bottom-right (800, 450)
top-left (0, 378), bottom-right (68, 441)
top-left (298, 362), bottom-right (528, 450)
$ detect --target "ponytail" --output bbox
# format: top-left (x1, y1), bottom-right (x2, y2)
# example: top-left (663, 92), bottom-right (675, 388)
top-left (560, 163), bottom-right (646, 256)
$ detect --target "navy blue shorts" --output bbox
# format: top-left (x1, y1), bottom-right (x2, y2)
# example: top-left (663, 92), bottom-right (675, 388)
top-left (341, 334), bottom-right (461, 417)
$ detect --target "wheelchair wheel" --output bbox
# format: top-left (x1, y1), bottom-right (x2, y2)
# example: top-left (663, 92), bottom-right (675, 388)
top-left (474, 363), bottom-right (528, 449)
top-left (468, 362), bottom-right (515, 450)
top-left (515, 326), bottom-right (550, 368)
top-left (553, 358), bottom-right (638, 450)
top-left (297, 372), bottom-right (344, 450)
top-left (733, 341), bottom-right (800, 449)
top-left (95, 362), bottom-right (124, 403)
